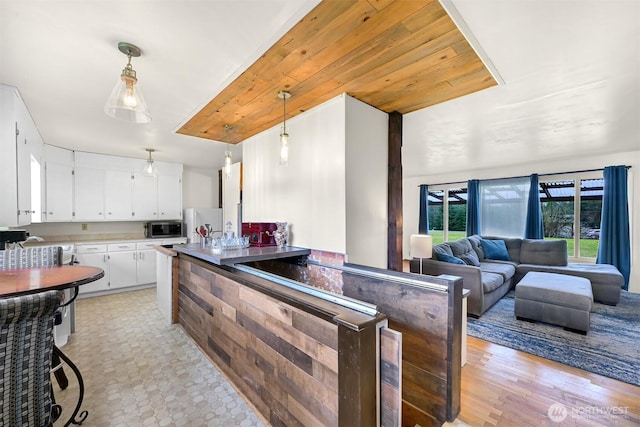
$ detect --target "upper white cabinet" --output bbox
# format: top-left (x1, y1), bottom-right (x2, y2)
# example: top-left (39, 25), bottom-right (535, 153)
top-left (74, 167), bottom-right (105, 221)
top-left (68, 150), bottom-right (183, 222)
top-left (43, 145), bottom-right (74, 222)
top-left (157, 174), bottom-right (182, 220)
top-left (132, 172), bottom-right (158, 220)
top-left (104, 170), bottom-right (133, 221)
top-left (0, 85), bottom-right (43, 227)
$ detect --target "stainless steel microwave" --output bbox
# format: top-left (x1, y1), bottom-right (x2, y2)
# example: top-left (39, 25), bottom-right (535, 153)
top-left (145, 221), bottom-right (183, 238)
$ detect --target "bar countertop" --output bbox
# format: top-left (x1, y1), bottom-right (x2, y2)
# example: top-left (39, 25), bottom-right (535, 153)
top-left (172, 243), bottom-right (311, 266)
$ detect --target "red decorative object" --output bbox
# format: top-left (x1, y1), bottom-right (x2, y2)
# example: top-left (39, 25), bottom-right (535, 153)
top-left (241, 222), bottom-right (278, 247)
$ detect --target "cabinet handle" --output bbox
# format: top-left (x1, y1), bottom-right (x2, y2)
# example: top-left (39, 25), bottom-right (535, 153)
top-left (48, 212), bottom-right (53, 215)
top-left (133, 252), bottom-right (137, 260)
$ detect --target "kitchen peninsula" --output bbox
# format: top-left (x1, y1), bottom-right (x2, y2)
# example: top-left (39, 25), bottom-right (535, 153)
top-left (169, 244), bottom-right (463, 426)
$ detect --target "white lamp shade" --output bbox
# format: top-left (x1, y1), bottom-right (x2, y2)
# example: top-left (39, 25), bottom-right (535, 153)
top-left (410, 234), bottom-right (433, 259)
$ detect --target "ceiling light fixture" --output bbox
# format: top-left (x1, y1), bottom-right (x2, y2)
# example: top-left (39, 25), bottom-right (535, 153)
top-left (143, 148), bottom-right (156, 177)
top-left (223, 125), bottom-right (232, 180)
top-left (278, 90), bottom-right (291, 166)
top-left (104, 42), bottom-right (151, 124)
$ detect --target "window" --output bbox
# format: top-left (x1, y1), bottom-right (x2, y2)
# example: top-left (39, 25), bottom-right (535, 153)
top-left (427, 186), bottom-right (467, 244)
top-left (540, 172), bottom-right (602, 260)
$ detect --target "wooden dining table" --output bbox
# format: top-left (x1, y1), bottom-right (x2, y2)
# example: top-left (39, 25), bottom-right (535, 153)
top-left (0, 264), bottom-right (104, 426)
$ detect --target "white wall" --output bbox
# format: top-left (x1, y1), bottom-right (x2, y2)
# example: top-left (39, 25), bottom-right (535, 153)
top-left (242, 93), bottom-right (389, 263)
top-left (243, 95), bottom-right (346, 253)
top-left (182, 167), bottom-right (219, 209)
top-left (403, 149), bottom-right (640, 293)
top-left (345, 96), bottom-right (388, 267)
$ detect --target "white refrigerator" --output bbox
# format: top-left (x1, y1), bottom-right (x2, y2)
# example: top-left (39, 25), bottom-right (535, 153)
top-left (183, 208), bottom-right (223, 243)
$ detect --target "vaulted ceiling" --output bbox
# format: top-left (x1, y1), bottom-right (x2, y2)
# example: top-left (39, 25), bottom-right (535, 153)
top-left (178, 0), bottom-right (497, 144)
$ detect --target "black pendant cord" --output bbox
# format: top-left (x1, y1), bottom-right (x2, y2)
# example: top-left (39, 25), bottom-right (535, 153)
top-left (53, 345), bottom-right (89, 426)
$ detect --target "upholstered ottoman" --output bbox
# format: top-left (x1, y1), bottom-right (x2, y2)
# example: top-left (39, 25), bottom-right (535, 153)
top-left (515, 272), bottom-right (593, 334)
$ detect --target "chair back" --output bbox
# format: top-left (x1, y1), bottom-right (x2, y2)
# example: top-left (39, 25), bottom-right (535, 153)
top-left (0, 246), bottom-right (63, 270)
top-left (0, 290), bottom-right (63, 426)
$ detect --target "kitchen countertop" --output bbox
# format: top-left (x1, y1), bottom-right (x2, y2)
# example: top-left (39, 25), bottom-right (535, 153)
top-left (173, 244), bottom-right (311, 266)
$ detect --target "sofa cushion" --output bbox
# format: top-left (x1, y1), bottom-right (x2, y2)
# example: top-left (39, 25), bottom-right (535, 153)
top-left (482, 236), bottom-right (523, 263)
top-left (467, 235), bottom-right (485, 259)
top-left (459, 252), bottom-right (480, 266)
top-left (480, 261), bottom-right (516, 281)
top-left (520, 239), bottom-right (568, 266)
top-left (447, 238), bottom-right (480, 266)
top-left (481, 272), bottom-right (504, 293)
top-left (432, 243), bottom-right (453, 258)
top-left (435, 252), bottom-right (465, 265)
top-left (480, 239), bottom-right (510, 261)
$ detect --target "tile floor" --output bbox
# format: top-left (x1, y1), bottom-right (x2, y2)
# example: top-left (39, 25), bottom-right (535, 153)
top-left (53, 288), bottom-right (265, 427)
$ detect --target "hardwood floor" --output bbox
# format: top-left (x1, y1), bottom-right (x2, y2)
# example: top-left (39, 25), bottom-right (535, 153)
top-left (459, 336), bottom-right (640, 426)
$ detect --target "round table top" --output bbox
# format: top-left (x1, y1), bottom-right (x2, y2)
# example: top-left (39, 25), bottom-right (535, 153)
top-left (0, 265), bottom-right (104, 298)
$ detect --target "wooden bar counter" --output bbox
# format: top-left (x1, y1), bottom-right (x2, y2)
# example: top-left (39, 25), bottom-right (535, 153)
top-left (174, 251), bottom-right (387, 426)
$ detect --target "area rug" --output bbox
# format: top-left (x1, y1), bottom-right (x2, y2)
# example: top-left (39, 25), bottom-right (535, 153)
top-left (467, 290), bottom-right (640, 386)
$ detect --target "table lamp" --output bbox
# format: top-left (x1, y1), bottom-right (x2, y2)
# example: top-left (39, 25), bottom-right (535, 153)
top-left (410, 234), bottom-right (433, 275)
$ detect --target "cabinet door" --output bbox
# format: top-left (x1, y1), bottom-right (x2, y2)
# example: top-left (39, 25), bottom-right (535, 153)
top-left (14, 96), bottom-right (39, 226)
top-left (132, 173), bottom-right (158, 220)
top-left (108, 251), bottom-right (138, 289)
top-left (0, 86), bottom-right (19, 226)
top-left (157, 175), bottom-right (182, 220)
top-left (76, 252), bottom-right (110, 294)
top-left (137, 249), bottom-right (157, 284)
top-left (74, 167), bottom-right (105, 221)
top-left (104, 170), bottom-right (133, 220)
top-left (45, 162), bottom-right (74, 222)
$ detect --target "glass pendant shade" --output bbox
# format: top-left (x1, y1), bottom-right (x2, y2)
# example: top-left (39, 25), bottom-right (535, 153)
top-left (104, 42), bottom-right (151, 124)
top-left (278, 90), bottom-right (291, 166)
top-left (224, 149), bottom-right (232, 180)
top-left (279, 132), bottom-right (289, 166)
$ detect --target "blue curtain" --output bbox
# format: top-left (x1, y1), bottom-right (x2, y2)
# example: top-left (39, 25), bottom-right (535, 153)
top-left (466, 179), bottom-right (480, 236)
top-left (419, 184), bottom-right (429, 234)
top-left (597, 165), bottom-right (630, 290)
top-left (524, 174), bottom-right (544, 239)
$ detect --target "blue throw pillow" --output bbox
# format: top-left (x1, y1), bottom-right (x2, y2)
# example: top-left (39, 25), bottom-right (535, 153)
top-left (480, 239), bottom-right (510, 261)
top-left (436, 252), bottom-right (466, 265)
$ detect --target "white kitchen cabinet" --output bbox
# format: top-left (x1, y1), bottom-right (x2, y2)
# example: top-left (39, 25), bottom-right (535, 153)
top-left (44, 161), bottom-right (74, 222)
top-left (132, 172), bottom-right (158, 220)
top-left (76, 244), bottom-right (110, 294)
top-left (157, 175), bottom-right (182, 220)
top-left (136, 241), bottom-right (157, 285)
top-left (107, 243), bottom-right (137, 289)
top-left (0, 84), bottom-right (42, 226)
top-left (74, 167), bottom-right (105, 221)
top-left (104, 170), bottom-right (133, 221)
top-left (223, 162), bottom-right (242, 234)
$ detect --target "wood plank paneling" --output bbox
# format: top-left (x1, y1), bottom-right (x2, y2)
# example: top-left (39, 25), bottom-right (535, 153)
top-left (177, 256), bottom-right (383, 426)
top-left (178, 0), bottom-right (497, 144)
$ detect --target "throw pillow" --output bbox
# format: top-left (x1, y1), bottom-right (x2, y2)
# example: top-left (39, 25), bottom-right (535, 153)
top-left (480, 239), bottom-right (510, 261)
top-left (436, 252), bottom-right (465, 265)
top-left (459, 251), bottom-right (480, 266)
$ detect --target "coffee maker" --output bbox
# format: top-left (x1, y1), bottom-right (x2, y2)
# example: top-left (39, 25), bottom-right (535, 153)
top-left (0, 230), bottom-right (28, 250)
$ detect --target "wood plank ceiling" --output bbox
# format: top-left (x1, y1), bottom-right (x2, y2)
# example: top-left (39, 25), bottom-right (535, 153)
top-left (178, 0), bottom-right (497, 145)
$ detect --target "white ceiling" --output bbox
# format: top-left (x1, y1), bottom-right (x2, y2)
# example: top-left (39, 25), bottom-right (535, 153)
top-left (1, 0), bottom-right (638, 176)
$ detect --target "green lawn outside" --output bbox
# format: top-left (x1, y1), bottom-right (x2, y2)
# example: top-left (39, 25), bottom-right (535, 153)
top-left (427, 231), bottom-right (599, 258)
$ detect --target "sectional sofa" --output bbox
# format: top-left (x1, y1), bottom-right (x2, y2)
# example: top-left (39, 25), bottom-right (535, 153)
top-left (409, 235), bottom-right (624, 317)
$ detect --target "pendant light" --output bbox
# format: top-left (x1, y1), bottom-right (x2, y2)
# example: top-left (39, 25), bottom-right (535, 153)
top-left (278, 90), bottom-right (291, 166)
top-left (223, 125), bottom-right (232, 180)
top-left (143, 148), bottom-right (156, 177)
top-left (104, 42), bottom-right (152, 124)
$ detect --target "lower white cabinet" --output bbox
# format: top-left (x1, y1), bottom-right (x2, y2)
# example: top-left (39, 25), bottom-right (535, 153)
top-left (77, 240), bottom-right (167, 295)
top-left (76, 245), bottom-right (110, 294)
top-left (108, 243), bottom-right (137, 289)
top-left (136, 241), bottom-right (157, 285)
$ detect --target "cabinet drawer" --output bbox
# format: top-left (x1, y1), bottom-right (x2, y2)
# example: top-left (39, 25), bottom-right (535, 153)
top-left (108, 243), bottom-right (136, 252)
top-left (136, 241), bottom-right (158, 250)
top-left (76, 244), bottom-right (107, 254)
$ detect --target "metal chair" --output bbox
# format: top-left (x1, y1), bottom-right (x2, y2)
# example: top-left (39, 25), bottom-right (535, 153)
top-left (0, 290), bottom-right (64, 427)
